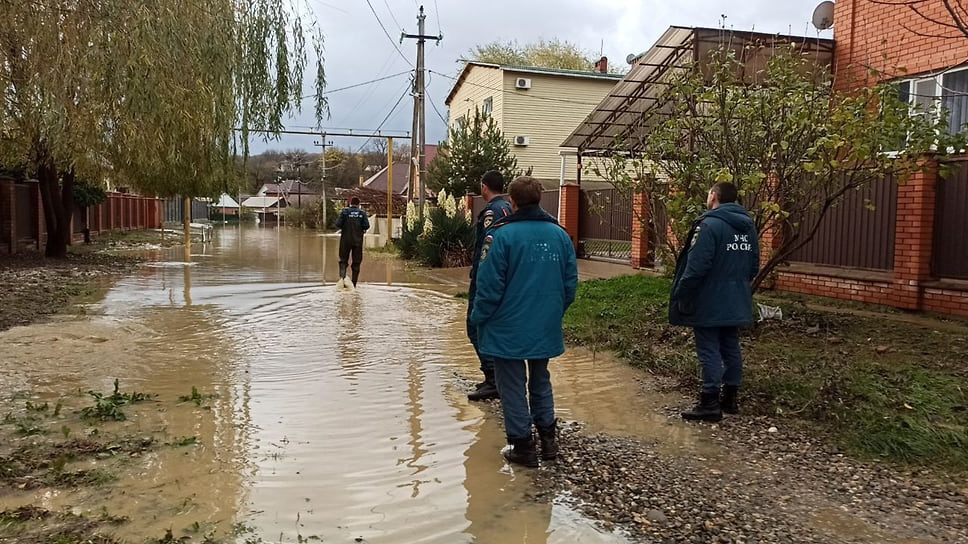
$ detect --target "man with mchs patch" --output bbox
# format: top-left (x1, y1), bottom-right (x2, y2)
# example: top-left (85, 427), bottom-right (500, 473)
top-left (469, 176), bottom-right (578, 467)
top-left (669, 181), bottom-right (759, 423)
top-left (466, 170), bottom-right (512, 401)
top-left (335, 196), bottom-right (370, 287)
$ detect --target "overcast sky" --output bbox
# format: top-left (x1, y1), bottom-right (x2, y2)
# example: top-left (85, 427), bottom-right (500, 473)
top-left (247, 0), bottom-right (833, 155)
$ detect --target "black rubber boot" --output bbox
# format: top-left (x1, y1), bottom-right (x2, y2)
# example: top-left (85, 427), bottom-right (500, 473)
top-left (351, 267), bottom-right (360, 287)
top-left (537, 421), bottom-right (558, 461)
top-left (467, 370), bottom-right (498, 401)
top-left (503, 436), bottom-right (539, 468)
top-left (338, 262), bottom-right (347, 279)
top-left (681, 391), bottom-right (723, 422)
top-left (721, 385), bottom-right (739, 415)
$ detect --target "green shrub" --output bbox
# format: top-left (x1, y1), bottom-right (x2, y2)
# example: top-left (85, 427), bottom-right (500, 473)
top-left (395, 192), bottom-right (474, 267)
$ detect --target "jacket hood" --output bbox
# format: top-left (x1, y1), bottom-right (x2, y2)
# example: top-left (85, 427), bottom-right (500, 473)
top-left (704, 202), bottom-right (754, 231)
top-left (493, 204), bottom-right (558, 227)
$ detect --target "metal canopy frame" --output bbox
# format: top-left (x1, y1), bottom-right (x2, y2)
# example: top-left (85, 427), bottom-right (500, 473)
top-left (561, 27), bottom-right (835, 155)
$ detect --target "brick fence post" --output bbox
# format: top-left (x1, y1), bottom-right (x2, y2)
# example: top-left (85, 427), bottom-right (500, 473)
top-left (558, 183), bottom-right (580, 249)
top-left (630, 192), bottom-right (651, 268)
top-left (891, 162), bottom-right (938, 310)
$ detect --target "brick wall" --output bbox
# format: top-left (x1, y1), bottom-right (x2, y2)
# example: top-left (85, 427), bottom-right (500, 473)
top-left (630, 192), bottom-right (650, 268)
top-left (772, 161), bottom-right (968, 318)
top-left (558, 183), bottom-right (580, 249)
top-left (834, 0), bottom-right (968, 86)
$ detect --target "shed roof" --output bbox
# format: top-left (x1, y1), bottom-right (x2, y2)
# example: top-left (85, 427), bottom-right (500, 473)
top-left (562, 27), bottom-right (835, 153)
top-left (241, 196), bottom-right (281, 208)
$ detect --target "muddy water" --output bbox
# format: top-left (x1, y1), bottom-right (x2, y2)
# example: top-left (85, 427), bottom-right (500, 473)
top-left (1, 226), bottom-right (704, 543)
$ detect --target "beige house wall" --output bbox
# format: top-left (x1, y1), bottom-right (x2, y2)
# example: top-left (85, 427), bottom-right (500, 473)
top-left (447, 65), bottom-right (504, 131)
top-left (500, 72), bottom-right (616, 186)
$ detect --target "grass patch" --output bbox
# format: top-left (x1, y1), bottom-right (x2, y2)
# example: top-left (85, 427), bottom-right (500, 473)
top-left (563, 274), bottom-right (968, 471)
top-left (81, 379), bottom-right (153, 422)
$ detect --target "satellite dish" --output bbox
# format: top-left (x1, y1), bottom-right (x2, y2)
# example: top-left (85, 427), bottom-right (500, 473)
top-left (812, 1), bottom-right (835, 30)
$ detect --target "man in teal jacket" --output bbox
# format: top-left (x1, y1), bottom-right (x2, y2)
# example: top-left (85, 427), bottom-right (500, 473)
top-left (470, 176), bottom-right (578, 467)
top-left (670, 181), bottom-right (759, 422)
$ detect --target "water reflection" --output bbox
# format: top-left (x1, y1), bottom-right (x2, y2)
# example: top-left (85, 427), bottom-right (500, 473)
top-left (0, 226), bottom-right (674, 542)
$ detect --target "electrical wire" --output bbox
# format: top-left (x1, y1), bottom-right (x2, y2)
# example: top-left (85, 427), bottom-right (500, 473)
top-left (355, 84), bottom-right (412, 153)
top-left (364, 0), bottom-right (413, 67)
top-left (424, 72), bottom-right (449, 126)
top-left (382, 0), bottom-right (403, 31)
top-left (300, 70), bottom-right (412, 99)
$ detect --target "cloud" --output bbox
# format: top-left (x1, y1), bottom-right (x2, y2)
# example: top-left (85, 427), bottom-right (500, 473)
top-left (248, 0), bottom-right (828, 155)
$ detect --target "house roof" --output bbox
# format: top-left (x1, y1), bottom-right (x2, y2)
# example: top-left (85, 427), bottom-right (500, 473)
top-left (261, 180), bottom-right (315, 195)
top-left (213, 194), bottom-right (240, 208)
top-left (445, 61), bottom-right (624, 106)
top-left (241, 196), bottom-right (282, 208)
top-left (562, 27), bottom-right (835, 153)
top-left (361, 144), bottom-right (438, 196)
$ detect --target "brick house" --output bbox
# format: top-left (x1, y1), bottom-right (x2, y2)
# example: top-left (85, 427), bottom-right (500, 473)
top-left (561, 18), bottom-right (968, 317)
top-left (772, 1), bottom-right (968, 317)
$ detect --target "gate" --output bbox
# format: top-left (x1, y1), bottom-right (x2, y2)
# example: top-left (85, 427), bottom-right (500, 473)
top-left (578, 188), bottom-right (632, 262)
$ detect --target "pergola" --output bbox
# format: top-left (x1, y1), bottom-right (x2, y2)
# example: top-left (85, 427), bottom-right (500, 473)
top-left (562, 27), bottom-right (835, 158)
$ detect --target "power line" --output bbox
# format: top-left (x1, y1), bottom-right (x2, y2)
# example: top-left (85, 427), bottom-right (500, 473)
top-left (364, 0), bottom-right (413, 67)
top-left (425, 72), bottom-right (449, 126)
top-left (355, 84), bottom-right (412, 153)
top-left (428, 68), bottom-right (608, 107)
top-left (300, 70), bottom-right (412, 99)
top-left (382, 0), bottom-right (403, 31)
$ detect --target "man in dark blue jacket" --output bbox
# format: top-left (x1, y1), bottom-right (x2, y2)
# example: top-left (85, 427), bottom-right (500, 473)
top-left (335, 197), bottom-right (370, 287)
top-left (466, 170), bottom-right (512, 402)
top-left (470, 176), bottom-right (578, 467)
top-left (670, 182), bottom-right (759, 422)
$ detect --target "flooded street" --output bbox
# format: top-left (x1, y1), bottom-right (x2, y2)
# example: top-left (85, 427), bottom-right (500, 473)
top-left (0, 226), bottom-right (703, 543)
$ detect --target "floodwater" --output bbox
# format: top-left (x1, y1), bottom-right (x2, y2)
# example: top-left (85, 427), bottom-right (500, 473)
top-left (0, 226), bottom-right (701, 543)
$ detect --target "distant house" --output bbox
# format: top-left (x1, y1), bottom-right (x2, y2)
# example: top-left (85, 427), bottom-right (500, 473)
top-left (444, 60), bottom-right (621, 185)
top-left (240, 196), bottom-right (284, 223)
top-left (211, 194), bottom-right (240, 216)
top-left (257, 179), bottom-right (319, 208)
top-left (362, 144), bottom-right (438, 198)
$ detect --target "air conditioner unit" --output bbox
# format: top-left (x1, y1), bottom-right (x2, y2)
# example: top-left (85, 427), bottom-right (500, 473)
top-left (513, 135), bottom-right (530, 146)
top-left (514, 77), bottom-right (532, 90)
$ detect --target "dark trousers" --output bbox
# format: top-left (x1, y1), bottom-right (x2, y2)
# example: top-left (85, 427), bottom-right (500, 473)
top-left (339, 239), bottom-right (363, 284)
top-left (466, 279), bottom-right (495, 374)
top-left (693, 326), bottom-right (743, 394)
top-left (492, 358), bottom-right (554, 440)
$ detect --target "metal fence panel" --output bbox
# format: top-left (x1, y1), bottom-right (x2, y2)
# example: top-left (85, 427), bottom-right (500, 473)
top-left (933, 162), bottom-right (968, 279)
top-left (789, 176), bottom-right (897, 271)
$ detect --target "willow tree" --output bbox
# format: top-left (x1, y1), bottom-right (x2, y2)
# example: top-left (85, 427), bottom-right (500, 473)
top-left (0, 0), bottom-right (326, 257)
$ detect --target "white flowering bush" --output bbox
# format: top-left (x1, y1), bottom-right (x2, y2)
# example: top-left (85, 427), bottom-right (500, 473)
top-left (395, 193), bottom-right (475, 267)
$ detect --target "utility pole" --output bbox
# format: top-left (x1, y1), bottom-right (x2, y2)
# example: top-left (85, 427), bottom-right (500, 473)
top-left (409, 74), bottom-right (418, 202)
top-left (313, 136), bottom-right (333, 229)
top-left (402, 5), bottom-right (441, 220)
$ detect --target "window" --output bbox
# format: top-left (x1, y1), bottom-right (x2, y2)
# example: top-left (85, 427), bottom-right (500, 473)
top-left (943, 70), bottom-right (968, 133)
top-left (482, 96), bottom-right (493, 116)
top-left (454, 113), bottom-right (467, 130)
top-left (896, 68), bottom-right (968, 135)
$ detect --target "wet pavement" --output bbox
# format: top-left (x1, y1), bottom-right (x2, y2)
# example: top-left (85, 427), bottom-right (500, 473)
top-left (0, 226), bottom-right (688, 543)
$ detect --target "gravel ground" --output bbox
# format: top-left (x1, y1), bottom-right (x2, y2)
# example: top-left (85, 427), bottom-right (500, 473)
top-left (531, 414), bottom-right (968, 544)
top-left (460, 374), bottom-right (967, 544)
